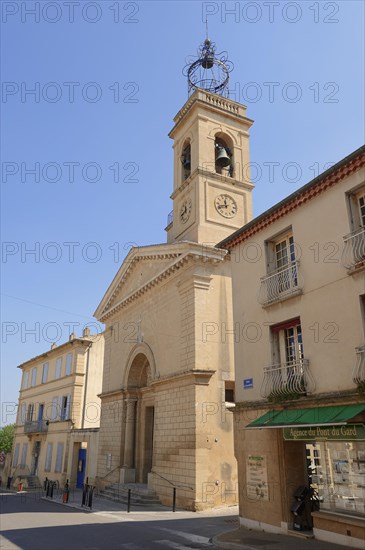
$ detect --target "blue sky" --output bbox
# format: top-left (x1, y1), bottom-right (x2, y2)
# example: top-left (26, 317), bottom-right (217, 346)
top-left (1, 0), bottom-right (364, 425)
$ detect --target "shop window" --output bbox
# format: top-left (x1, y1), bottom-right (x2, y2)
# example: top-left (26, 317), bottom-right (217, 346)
top-left (306, 440), bottom-right (365, 518)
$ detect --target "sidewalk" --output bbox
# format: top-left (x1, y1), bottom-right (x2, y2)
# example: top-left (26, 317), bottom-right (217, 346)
top-left (213, 526), bottom-right (362, 550)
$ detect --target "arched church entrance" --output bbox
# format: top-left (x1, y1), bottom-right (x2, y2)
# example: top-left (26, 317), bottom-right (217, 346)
top-left (120, 350), bottom-right (155, 485)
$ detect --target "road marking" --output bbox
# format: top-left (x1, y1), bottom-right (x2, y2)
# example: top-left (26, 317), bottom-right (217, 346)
top-left (156, 528), bottom-right (211, 545)
top-left (156, 540), bottom-right (208, 550)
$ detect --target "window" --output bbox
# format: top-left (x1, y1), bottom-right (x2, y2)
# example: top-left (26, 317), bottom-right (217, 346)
top-left (55, 357), bottom-right (62, 379)
top-left (262, 318), bottom-right (312, 398)
top-left (60, 395), bottom-right (71, 421)
top-left (259, 230), bottom-right (301, 306)
top-left (65, 353), bottom-right (72, 376)
top-left (44, 443), bottom-right (53, 472)
top-left (21, 443), bottom-right (28, 466)
top-left (346, 186), bottom-right (365, 230)
top-left (26, 403), bottom-right (34, 422)
top-left (42, 363), bottom-right (48, 384)
top-left (23, 371), bottom-right (29, 390)
top-left (50, 396), bottom-right (59, 421)
top-left (224, 381), bottom-right (235, 403)
top-left (271, 318), bottom-right (304, 366)
top-left (54, 442), bottom-right (64, 472)
top-left (12, 443), bottom-right (20, 467)
top-left (31, 367), bottom-right (37, 387)
top-left (19, 403), bottom-right (26, 424)
top-left (38, 403), bottom-right (44, 421)
top-left (359, 194), bottom-right (365, 227)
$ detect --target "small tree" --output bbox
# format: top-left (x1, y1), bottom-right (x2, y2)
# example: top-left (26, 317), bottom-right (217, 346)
top-left (0, 424), bottom-right (16, 454)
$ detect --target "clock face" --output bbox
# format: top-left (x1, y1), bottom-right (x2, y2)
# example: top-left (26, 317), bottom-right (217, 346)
top-left (214, 194), bottom-right (237, 218)
top-left (180, 198), bottom-right (192, 224)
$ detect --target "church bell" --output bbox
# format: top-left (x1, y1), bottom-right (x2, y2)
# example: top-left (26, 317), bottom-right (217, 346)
top-left (215, 145), bottom-right (231, 168)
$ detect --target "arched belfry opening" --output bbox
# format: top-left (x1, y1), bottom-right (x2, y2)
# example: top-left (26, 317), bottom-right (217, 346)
top-left (180, 140), bottom-right (191, 181)
top-left (215, 133), bottom-right (234, 177)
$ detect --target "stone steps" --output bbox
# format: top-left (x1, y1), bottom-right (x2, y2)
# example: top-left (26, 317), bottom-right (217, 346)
top-left (100, 483), bottom-right (161, 506)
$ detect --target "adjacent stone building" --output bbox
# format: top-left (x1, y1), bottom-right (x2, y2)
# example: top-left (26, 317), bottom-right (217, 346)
top-left (12, 330), bottom-right (104, 489)
top-left (219, 146), bottom-right (365, 547)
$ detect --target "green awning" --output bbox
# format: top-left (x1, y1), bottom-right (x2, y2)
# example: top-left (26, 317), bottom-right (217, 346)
top-left (246, 404), bottom-right (365, 429)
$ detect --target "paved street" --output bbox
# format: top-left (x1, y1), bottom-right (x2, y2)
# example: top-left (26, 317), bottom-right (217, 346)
top-left (0, 491), bottom-right (237, 550)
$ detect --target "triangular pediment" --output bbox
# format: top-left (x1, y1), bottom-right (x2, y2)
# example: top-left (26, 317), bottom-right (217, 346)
top-left (94, 243), bottom-right (186, 320)
top-left (94, 241), bottom-right (227, 322)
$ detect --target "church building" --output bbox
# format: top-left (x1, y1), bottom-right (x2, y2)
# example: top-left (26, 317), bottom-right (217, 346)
top-left (94, 38), bottom-right (254, 510)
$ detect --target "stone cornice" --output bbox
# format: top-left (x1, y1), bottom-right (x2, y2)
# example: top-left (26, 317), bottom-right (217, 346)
top-left (234, 389), bottom-right (362, 413)
top-left (151, 368), bottom-right (216, 388)
top-left (170, 166), bottom-right (254, 201)
top-left (169, 89), bottom-right (253, 138)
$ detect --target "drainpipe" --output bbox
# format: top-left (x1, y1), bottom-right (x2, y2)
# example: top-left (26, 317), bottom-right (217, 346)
top-left (81, 343), bottom-right (92, 430)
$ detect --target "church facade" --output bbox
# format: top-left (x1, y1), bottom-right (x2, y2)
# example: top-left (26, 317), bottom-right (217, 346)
top-left (94, 41), bottom-right (255, 510)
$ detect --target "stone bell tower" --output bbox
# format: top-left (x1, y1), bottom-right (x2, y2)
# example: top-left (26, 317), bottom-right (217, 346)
top-left (166, 38), bottom-right (255, 246)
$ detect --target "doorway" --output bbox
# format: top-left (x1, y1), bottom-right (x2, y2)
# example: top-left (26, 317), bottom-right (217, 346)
top-left (142, 406), bottom-right (154, 483)
top-left (76, 447), bottom-right (87, 488)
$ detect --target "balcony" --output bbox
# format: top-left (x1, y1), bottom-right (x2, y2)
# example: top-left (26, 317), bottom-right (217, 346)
top-left (258, 261), bottom-right (303, 306)
top-left (341, 227), bottom-right (365, 271)
top-left (353, 345), bottom-right (365, 386)
top-left (260, 359), bottom-right (315, 400)
top-left (166, 210), bottom-right (173, 227)
top-left (24, 419), bottom-right (49, 434)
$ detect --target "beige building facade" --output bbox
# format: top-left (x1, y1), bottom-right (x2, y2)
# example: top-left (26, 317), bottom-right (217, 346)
top-left (94, 88), bottom-right (255, 510)
top-left (11, 330), bottom-right (104, 489)
top-left (219, 146), bottom-right (365, 547)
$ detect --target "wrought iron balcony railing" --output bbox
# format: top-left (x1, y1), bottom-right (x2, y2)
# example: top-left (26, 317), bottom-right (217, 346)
top-left (260, 359), bottom-right (315, 399)
top-left (24, 419), bottom-right (49, 434)
top-left (258, 261), bottom-right (303, 306)
top-left (167, 210), bottom-right (173, 226)
top-left (353, 345), bottom-right (365, 385)
top-left (341, 227), bottom-right (365, 270)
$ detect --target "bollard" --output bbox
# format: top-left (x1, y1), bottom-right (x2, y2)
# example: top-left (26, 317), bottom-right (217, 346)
top-left (6, 477), bottom-right (12, 490)
top-left (127, 488), bottom-right (131, 513)
top-left (172, 487), bottom-right (176, 512)
top-left (88, 486), bottom-right (94, 509)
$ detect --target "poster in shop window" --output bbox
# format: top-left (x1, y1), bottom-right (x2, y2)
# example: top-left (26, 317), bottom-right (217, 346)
top-left (246, 454), bottom-right (269, 501)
